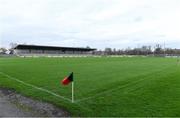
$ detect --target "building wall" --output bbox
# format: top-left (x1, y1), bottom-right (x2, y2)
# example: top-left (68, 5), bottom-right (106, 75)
top-left (14, 49), bottom-right (30, 54)
top-left (14, 49), bottom-right (93, 55)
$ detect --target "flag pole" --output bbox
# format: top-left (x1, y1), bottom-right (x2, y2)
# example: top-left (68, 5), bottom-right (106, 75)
top-left (72, 81), bottom-right (74, 103)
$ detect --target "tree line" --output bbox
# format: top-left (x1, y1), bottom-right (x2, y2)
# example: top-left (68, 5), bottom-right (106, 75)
top-left (1, 43), bottom-right (180, 56)
top-left (94, 44), bottom-right (180, 56)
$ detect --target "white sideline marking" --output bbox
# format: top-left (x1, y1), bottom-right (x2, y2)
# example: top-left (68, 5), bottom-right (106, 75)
top-left (0, 68), bottom-right (166, 103)
top-left (76, 77), bottom-right (148, 103)
top-left (0, 72), bottom-right (72, 102)
top-left (0, 72), bottom-right (92, 111)
top-left (76, 67), bottom-right (169, 103)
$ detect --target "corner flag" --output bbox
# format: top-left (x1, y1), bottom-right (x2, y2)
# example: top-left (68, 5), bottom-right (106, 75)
top-left (61, 72), bottom-right (74, 103)
top-left (61, 72), bottom-right (73, 85)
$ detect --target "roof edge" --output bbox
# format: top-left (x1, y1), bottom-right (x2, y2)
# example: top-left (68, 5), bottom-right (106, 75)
top-left (14, 44), bottom-right (96, 51)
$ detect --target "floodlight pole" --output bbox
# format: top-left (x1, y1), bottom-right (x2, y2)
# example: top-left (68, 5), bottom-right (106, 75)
top-left (164, 41), bottom-right (166, 57)
top-left (72, 81), bottom-right (74, 103)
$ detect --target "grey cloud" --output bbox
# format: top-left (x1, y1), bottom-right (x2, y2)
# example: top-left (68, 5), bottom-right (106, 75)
top-left (1, 0), bottom-right (180, 49)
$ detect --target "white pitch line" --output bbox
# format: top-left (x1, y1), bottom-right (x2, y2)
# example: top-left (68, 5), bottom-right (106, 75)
top-left (76, 67), bottom-right (170, 103)
top-left (0, 71), bottom-right (72, 102)
top-left (76, 77), bottom-right (151, 103)
top-left (0, 67), bottom-right (168, 104)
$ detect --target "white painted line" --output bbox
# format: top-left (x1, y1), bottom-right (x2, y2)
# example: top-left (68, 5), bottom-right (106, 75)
top-left (0, 69), bottom-right (165, 103)
top-left (0, 72), bottom-right (72, 103)
top-left (76, 67), bottom-right (169, 103)
top-left (76, 77), bottom-right (148, 103)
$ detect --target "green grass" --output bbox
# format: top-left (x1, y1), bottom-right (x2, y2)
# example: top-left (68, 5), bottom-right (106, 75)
top-left (0, 56), bottom-right (180, 116)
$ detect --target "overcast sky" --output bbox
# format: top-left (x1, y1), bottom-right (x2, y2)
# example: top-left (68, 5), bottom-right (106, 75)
top-left (0, 0), bottom-right (180, 49)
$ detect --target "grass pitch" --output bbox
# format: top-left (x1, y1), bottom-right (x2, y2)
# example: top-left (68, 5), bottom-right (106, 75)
top-left (0, 56), bottom-right (180, 116)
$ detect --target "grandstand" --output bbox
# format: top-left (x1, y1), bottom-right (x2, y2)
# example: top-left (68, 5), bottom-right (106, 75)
top-left (13, 44), bottom-right (96, 56)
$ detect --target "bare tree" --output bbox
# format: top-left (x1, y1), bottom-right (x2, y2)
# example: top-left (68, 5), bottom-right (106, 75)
top-left (9, 42), bottom-right (18, 49)
top-left (104, 48), bottom-right (112, 55)
top-left (0, 48), bottom-right (7, 54)
top-left (86, 46), bottom-right (90, 49)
